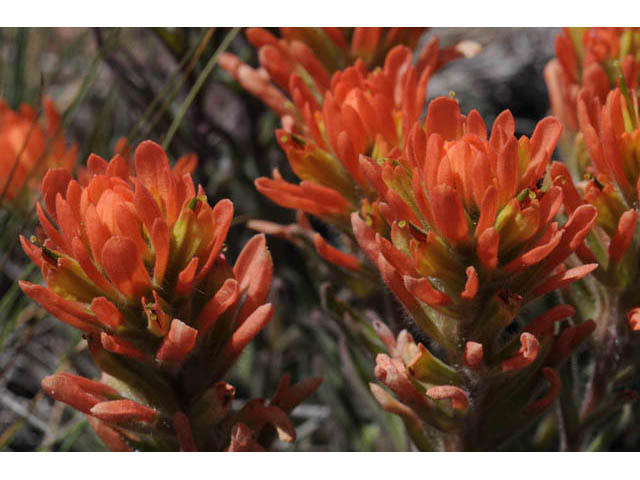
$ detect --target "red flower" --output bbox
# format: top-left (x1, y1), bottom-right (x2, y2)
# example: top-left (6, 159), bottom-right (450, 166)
top-left (21, 141), bottom-right (320, 451)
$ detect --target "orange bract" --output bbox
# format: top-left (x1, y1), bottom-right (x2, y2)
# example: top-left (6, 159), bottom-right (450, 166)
top-left (21, 140), bottom-right (319, 451)
top-left (545, 27), bottom-right (640, 133)
top-left (254, 45), bottom-right (436, 222)
top-left (0, 97), bottom-right (75, 204)
top-left (354, 98), bottom-right (596, 342)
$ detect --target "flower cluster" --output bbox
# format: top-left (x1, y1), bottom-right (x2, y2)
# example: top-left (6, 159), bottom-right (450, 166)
top-left (224, 35), bottom-right (605, 449)
top-left (545, 27), bottom-right (640, 134)
top-left (255, 46), bottom-right (433, 225)
top-left (15, 27), bottom-right (640, 453)
top-left (540, 28), bottom-right (640, 430)
top-left (20, 141), bottom-right (320, 451)
top-left (551, 88), bottom-right (639, 292)
top-left (219, 28), bottom-right (472, 125)
top-left (350, 98), bottom-right (597, 448)
top-left (545, 29), bottom-right (640, 335)
top-left (0, 97), bottom-right (76, 207)
top-left (369, 316), bottom-right (577, 450)
top-left (248, 27), bottom-right (428, 75)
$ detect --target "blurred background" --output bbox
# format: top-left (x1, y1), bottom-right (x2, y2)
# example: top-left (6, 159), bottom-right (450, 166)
top-left (0, 27), bottom-right (560, 451)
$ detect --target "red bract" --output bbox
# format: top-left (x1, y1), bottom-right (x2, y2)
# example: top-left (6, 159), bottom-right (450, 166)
top-left (0, 97), bottom-right (76, 206)
top-left (21, 141), bottom-right (320, 451)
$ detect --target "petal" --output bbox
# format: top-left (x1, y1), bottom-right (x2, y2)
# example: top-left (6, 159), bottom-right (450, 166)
top-left (313, 233), bottom-right (361, 271)
top-left (466, 109), bottom-right (487, 139)
top-left (41, 168), bottom-right (73, 220)
top-left (90, 297), bottom-right (125, 330)
top-left (464, 342), bottom-right (483, 368)
top-left (533, 264), bottom-right (599, 298)
top-left (550, 162), bottom-right (583, 215)
top-left (194, 199), bottom-right (234, 284)
top-left (100, 332), bottom-right (147, 361)
top-left (87, 154), bottom-right (108, 177)
top-left (501, 332), bottom-right (540, 372)
top-left (87, 417), bottom-right (132, 452)
top-left (101, 236), bottom-right (151, 299)
top-left (90, 399), bottom-right (157, 424)
top-left (425, 96), bottom-right (463, 141)
top-left (42, 374), bottom-right (105, 414)
top-left (19, 281), bottom-right (99, 333)
top-left (477, 227), bottom-right (499, 270)
top-left (460, 266), bottom-right (478, 300)
top-left (627, 308), bottom-right (640, 332)
top-left (198, 278), bottom-right (239, 336)
top-left (133, 181), bottom-right (163, 233)
top-left (430, 184), bottom-right (468, 245)
top-left (609, 209), bottom-right (638, 262)
top-left (151, 218), bottom-right (170, 283)
top-left (351, 212), bottom-right (380, 263)
top-left (172, 412), bottom-right (198, 452)
top-left (426, 385), bottom-right (469, 410)
top-left (106, 154), bottom-right (129, 179)
top-left (525, 304), bottom-right (576, 337)
top-left (224, 303), bottom-right (273, 360)
top-left (134, 140), bottom-right (171, 198)
top-left (156, 319), bottom-right (198, 365)
top-left (233, 234), bottom-right (273, 325)
top-left (525, 116), bottom-right (562, 185)
top-left (476, 186), bottom-right (498, 238)
top-left (403, 275), bottom-right (452, 307)
top-left (496, 137), bottom-right (519, 206)
top-left (175, 257), bottom-right (199, 296)
top-left (503, 228), bottom-right (563, 272)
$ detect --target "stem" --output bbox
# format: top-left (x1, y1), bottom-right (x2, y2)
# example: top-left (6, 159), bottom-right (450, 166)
top-left (580, 292), bottom-right (624, 420)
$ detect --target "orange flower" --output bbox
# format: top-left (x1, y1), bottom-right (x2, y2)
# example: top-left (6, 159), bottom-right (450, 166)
top-left (353, 97), bottom-right (597, 351)
top-left (545, 28), bottom-right (640, 134)
top-left (246, 27), bottom-right (449, 78)
top-left (0, 97), bottom-right (76, 205)
top-left (20, 140), bottom-right (320, 451)
top-left (255, 46), bottom-right (432, 219)
top-left (222, 33), bottom-right (478, 272)
top-left (550, 87), bottom-right (640, 291)
top-left (220, 28), bottom-right (471, 119)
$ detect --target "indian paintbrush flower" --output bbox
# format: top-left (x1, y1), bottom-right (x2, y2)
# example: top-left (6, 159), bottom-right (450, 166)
top-left (20, 140), bottom-right (320, 451)
top-left (0, 97), bottom-right (76, 208)
top-left (353, 96), bottom-right (597, 350)
top-left (545, 27), bottom-right (640, 135)
top-left (219, 28), bottom-right (475, 121)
